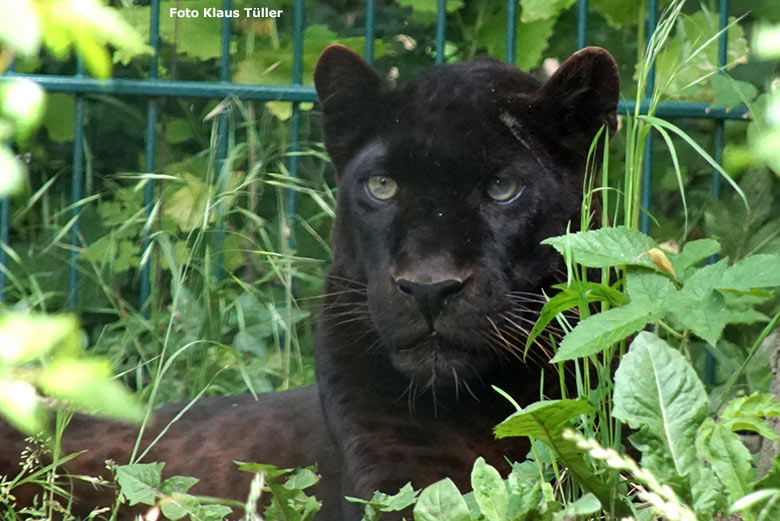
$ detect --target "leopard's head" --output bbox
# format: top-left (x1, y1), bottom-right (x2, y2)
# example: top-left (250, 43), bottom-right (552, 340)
top-left (314, 46), bottom-right (619, 388)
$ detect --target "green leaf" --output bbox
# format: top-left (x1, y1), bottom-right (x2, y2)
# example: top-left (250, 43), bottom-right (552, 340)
top-left (0, 147), bottom-right (25, 197)
top-left (413, 478), bottom-right (471, 521)
top-left (672, 239), bottom-right (721, 275)
top-left (720, 255), bottom-right (780, 290)
top-left (284, 467), bottom-right (320, 491)
top-left (0, 313), bottom-right (81, 365)
top-left (116, 462), bottom-right (165, 506)
top-left (347, 483), bottom-right (418, 513)
top-left (613, 332), bottom-right (707, 477)
top-left (551, 301), bottom-right (660, 362)
top-left (0, 378), bottom-right (46, 435)
top-left (38, 359), bottom-right (144, 423)
top-left (0, 0), bottom-right (40, 56)
top-left (667, 288), bottom-right (728, 345)
top-left (471, 457), bottom-right (508, 521)
top-left (711, 75), bottom-right (759, 109)
top-left (160, 476), bottom-right (199, 496)
top-left (525, 281), bottom-right (629, 352)
top-left (590, 0), bottom-right (636, 28)
top-left (552, 493), bottom-right (600, 521)
top-left (720, 393), bottom-right (780, 441)
top-left (1, 79), bottom-right (45, 141)
top-left (42, 93), bottom-right (76, 142)
top-left (520, 0), bottom-right (577, 22)
top-left (696, 418), bottom-right (755, 505)
top-left (495, 399), bottom-right (592, 439)
top-left (625, 270), bottom-right (677, 305)
top-left (475, 6), bottom-right (555, 70)
top-left (542, 226), bottom-right (657, 268)
top-left (722, 392), bottom-right (780, 420)
top-left (496, 400), bottom-right (614, 508)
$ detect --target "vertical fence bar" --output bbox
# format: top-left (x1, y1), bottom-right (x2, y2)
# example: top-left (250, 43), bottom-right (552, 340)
top-left (214, 0), bottom-right (232, 281)
top-left (67, 59), bottom-right (86, 309)
top-left (435, 0), bottom-right (446, 64)
top-left (705, 0), bottom-right (730, 385)
top-left (141, 0), bottom-right (161, 315)
top-left (639, 0), bottom-right (658, 235)
top-left (365, 0), bottom-right (375, 65)
top-left (505, 0), bottom-right (517, 64)
top-left (577, 0), bottom-right (589, 49)
top-left (711, 0), bottom-right (729, 201)
top-left (286, 0), bottom-right (305, 236)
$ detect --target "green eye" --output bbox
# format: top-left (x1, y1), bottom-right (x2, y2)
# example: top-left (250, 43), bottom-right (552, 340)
top-left (486, 177), bottom-right (522, 202)
top-left (365, 176), bottom-right (399, 201)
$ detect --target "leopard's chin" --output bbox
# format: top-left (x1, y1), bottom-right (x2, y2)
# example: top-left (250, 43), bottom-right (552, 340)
top-left (388, 335), bottom-right (495, 387)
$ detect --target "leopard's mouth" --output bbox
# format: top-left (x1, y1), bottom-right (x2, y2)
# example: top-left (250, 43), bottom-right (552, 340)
top-left (389, 334), bottom-right (495, 386)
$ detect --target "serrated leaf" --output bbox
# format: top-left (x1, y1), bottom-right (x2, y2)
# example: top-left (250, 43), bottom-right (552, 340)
top-left (525, 281), bottom-right (629, 352)
top-left (520, 0), bottom-right (577, 22)
top-left (613, 332), bottom-right (707, 477)
top-left (116, 462), bottom-right (164, 506)
top-left (696, 418), bottom-right (755, 504)
top-left (667, 289), bottom-right (728, 346)
top-left (551, 301), bottom-right (661, 362)
top-left (471, 457), bottom-right (508, 521)
top-left (672, 239), bottom-right (721, 275)
top-left (160, 475), bottom-right (199, 495)
top-left (413, 478), bottom-right (471, 521)
top-left (625, 270), bottom-right (677, 304)
top-left (475, 8), bottom-right (555, 70)
top-left (542, 227), bottom-right (657, 268)
top-left (720, 255), bottom-right (780, 290)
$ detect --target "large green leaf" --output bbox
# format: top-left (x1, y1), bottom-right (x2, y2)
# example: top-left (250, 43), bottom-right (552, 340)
top-left (542, 227), bottom-right (657, 268)
top-left (496, 400), bottom-right (614, 508)
top-left (414, 478), bottom-right (471, 521)
top-left (612, 332), bottom-right (707, 477)
top-left (550, 301), bottom-right (661, 362)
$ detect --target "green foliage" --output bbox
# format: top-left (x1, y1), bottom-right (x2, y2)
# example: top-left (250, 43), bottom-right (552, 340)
top-left (0, 312), bottom-right (143, 434)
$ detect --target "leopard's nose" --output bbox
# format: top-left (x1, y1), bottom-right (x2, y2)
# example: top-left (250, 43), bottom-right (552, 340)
top-left (396, 278), bottom-right (467, 323)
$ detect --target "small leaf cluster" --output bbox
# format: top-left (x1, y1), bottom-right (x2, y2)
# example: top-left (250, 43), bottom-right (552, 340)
top-left (115, 461), bottom-right (321, 521)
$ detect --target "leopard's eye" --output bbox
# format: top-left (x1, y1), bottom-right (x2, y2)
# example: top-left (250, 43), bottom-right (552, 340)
top-left (486, 177), bottom-right (523, 203)
top-left (365, 176), bottom-right (398, 201)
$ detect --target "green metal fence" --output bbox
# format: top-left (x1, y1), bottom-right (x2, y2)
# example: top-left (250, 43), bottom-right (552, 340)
top-left (0, 0), bottom-right (746, 340)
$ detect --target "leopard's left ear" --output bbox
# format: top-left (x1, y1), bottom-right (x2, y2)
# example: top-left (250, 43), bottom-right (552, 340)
top-left (534, 47), bottom-right (620, 153)
top-left (314, 45), bottom-right (385, 174)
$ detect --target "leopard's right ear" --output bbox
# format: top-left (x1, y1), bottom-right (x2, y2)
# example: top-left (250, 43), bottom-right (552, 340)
top-left (314, 45), bottom-right (384, 174)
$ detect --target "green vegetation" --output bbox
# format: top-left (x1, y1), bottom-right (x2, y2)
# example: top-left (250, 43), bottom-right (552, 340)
top-left (2, 0), bottom-right (780, 520)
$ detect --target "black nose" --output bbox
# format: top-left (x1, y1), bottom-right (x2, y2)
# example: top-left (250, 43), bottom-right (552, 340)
top-left (396, 278), bottom-right (466, 323)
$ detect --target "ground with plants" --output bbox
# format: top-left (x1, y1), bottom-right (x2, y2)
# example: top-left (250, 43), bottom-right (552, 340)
top-left (1, 0), bottom-right (780, 520)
